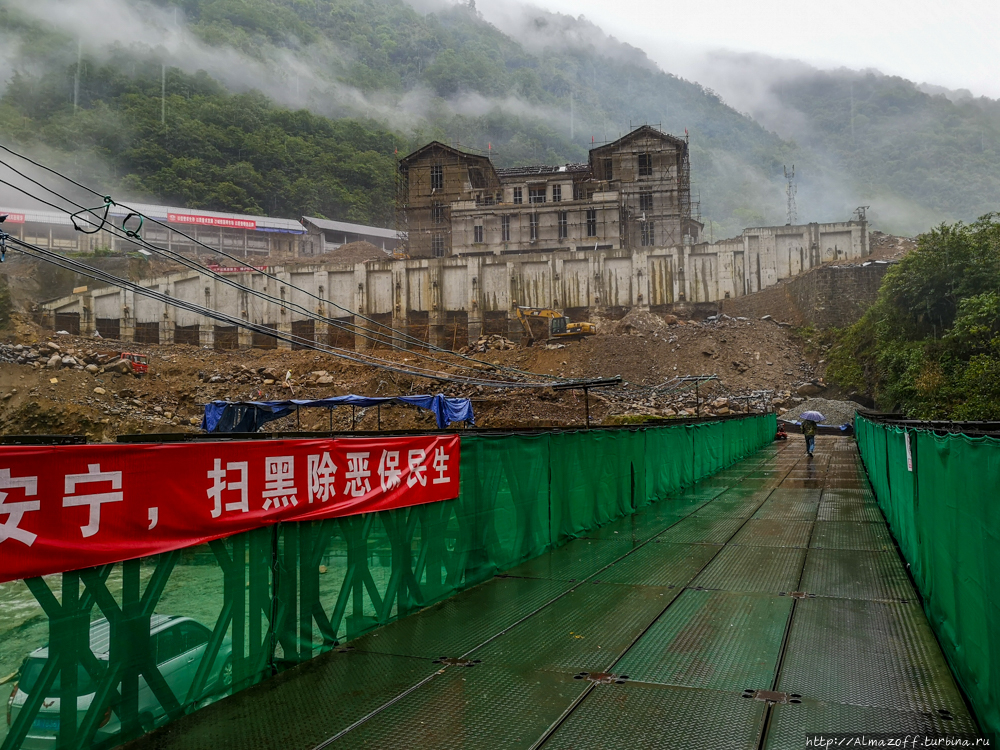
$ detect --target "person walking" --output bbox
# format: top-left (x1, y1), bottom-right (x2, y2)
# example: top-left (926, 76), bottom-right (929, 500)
top-left (802, 418), bottom-right (817, 457)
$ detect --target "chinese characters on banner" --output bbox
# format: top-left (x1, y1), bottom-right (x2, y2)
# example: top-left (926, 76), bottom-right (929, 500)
top-left (0, 435), bottom-right (460, 583)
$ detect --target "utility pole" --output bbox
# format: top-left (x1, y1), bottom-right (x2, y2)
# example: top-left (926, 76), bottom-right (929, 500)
top-left (850, 81), bottom-right (855, 146)
top-left (570, 92), bottom-right (574, 141)
top-left (73, 40), bottom-right (82, 113)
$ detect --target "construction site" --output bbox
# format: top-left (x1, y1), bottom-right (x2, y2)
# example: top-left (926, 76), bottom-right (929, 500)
top-left (0, 130), bottom-right (996, 750)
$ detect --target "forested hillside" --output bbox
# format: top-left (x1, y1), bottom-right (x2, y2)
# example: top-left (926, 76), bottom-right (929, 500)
top-left (1, 0), bottom-right (998, 235)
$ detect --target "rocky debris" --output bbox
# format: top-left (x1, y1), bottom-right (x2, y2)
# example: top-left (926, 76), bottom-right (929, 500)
top-left (795, 380), bottom-right (827, 397)
top-left (0, 300), bottom-right (833, 438)
top-left (463, 335), bottom-right (517, 354)
top-left (780, 397), bottom-right (860, 427)
top-left (868, 232), bottom-right (916, 261)
top-left (610, 309), bottom-right (672, 337)
top-left (299, 241), bottom-right (391, 266)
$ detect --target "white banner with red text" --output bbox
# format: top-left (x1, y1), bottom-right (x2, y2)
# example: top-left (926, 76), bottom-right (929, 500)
top-left (0, 434), bottom-right (460, 582)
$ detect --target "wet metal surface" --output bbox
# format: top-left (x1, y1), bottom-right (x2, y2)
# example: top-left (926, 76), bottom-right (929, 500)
top-left (125, 436), bottom-right (981, 750)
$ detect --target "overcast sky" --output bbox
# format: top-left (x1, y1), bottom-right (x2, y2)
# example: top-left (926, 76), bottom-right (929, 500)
top-left (486, 0), bottom-right (1000, 98)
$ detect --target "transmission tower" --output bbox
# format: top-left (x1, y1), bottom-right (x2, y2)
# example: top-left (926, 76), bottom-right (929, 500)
top-left (784, 165), bottom-right (797, 225)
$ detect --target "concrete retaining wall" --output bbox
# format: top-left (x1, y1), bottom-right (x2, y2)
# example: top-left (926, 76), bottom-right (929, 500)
top-left (41, 220), bottom-right (869, 348)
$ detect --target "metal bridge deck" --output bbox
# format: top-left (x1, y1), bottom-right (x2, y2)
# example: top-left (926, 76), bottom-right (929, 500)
top-left (126, 437), bottom-right (980, 749)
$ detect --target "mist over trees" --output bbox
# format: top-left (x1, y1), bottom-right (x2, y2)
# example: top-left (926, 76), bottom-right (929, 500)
top-left (829, 214), bottom-right (1000, 419)
top-left (1, 0), bottom-right (999, 235)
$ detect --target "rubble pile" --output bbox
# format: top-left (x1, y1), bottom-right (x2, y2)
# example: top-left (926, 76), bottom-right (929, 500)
top-left (463, 335), bottom-right (517, 354)
top-left (0, 304), bottom-right (840, 438)
top-left (0, 341), bottom-right (134, 374)
top-left (780, 397), bottom-right (861, 426)
top-left (610, 309), bottom-right (673, 337)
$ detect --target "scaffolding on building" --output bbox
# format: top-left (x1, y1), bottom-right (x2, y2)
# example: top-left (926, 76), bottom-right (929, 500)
top-left (396, 125), bottom-right (701, 261)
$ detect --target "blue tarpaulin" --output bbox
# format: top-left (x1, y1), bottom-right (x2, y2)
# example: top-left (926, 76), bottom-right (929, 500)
top-left (202, 394), bottom-right (475, 433)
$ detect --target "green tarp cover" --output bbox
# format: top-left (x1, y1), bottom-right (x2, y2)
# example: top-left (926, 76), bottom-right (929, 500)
top-left (0, 415), bottom-right (775, 750)
top-left (857, 415), bottom-right (1000, 739)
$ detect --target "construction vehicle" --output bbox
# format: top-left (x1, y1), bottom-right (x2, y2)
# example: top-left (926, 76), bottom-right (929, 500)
top-left (515, 307), bottom-right (597, 345)
top-left (120, 352), bottom-right (149, 375)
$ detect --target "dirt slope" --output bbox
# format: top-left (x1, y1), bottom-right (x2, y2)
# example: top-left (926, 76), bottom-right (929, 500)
top-left (0, 308), bottom-right (833, 439)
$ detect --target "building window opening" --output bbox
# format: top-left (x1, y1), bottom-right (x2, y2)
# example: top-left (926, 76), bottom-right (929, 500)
top-left (432, 234), bottom-right (445, 257)
top-left (558, 211), bottom-right (568, 240)
top-left (573, 183), bottom-right (586, 201)
top-left (513, 187), bottom-right (523, 205)
top-left (468, 166), bottom-right (487, 189)
top-left (501, 215), bottom-right (511, 242)
top-left (552, 184), bottom-right (562, 202)
top-left (641, 221), bottom-right (655, 247)
top-left (638, 153), bottom-right (653, 177)
top-left (639, 189), bottom-right (653, 212)
top-left (530, 213), bottom-right (539, 241)
top-left (529, 186), bottom-right (546, 204)
top-left (474, 224), bottom-right (484, 244)
top-left (602, 158), bottom-right (613, 181)
top-left (586, 209), bottom-right (597, 238)
top-left (432, 202), bottom-right (445, 224)
top-left (431, 164), bottom-right (443, 191)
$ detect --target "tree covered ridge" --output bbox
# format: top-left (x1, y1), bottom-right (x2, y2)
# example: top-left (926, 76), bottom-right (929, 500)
top-left (773, 69), bottom-right (1000, 222)
top-left (0, 0), bottom-right (802, 232)
top-left (829, 215), bottom-right (1000, 419)
top-left (2, 0), bottom-right (1000, 233)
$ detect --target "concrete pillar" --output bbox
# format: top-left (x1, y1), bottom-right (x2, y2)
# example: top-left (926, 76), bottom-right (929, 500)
top-left (427, 259), bottom-right (446, 349)
top-left (121, 289), bottom-right (135, 343)
top-left (717, 245), bottom-right (735, 301)
top-left (633, 250), bottom-right (650, 310)
top-left (391, 263), bottom-right (409, 349)
top-left (237, 288), bottom-right (253, 348)
top-left (81, 293), bottom-right (93, 336)
top-left (353, 263), bottom-right (369, 351)
top-left (276, 273), bottom-right (292, 351)
top-left (466, 256), bottom-right (482, 345)
top-left (313, 270), bottom-right (329, 348)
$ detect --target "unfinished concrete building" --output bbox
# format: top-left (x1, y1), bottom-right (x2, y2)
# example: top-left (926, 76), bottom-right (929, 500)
top-left (397, 126), bottom-right (701, 258)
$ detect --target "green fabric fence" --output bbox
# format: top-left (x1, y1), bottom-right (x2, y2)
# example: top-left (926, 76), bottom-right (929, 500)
top-left (1, 414), bottom-right (774, 750)
top-left (856, 415), bottom-right (1000, 739)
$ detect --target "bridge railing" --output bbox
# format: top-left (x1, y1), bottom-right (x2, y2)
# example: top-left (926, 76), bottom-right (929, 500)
top-left (856, 414), bottom-right (1000, 741)
top-left (0, 414), bottom-right (775, 750)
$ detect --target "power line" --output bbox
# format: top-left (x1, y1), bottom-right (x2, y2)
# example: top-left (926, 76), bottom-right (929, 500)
top-left (9, 236), bottom-right (567, 388)
top-left (0, 143), bottom-right (559, 382)
top-left (0, 163), bottom-right (555, 385)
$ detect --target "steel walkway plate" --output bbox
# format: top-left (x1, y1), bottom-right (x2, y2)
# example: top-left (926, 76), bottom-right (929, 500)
top-left (655, 515), bottom-right (747, 545)
top-left (691, 545), bottom-right (807, 594)
top-left (751, 498), bottom-right (820, 521)
top-left (125, 650), bottom-right (439, 750)
top-left (502, 538), bottom-right (632, 582)
top-left (474, 582), bottom-right (679, 674)
top-left (764, 698), bottom-right (980, 749)
top-left (544, 682), bottom-right (767, 750)
top-left (810, 521), bottom-right (895, 551)
top-left (729, 519), bottom-right (814, 548)
top-left (328, 665), bottom-right (588, 749)
top-left (350, 576), bottom-right (571, 658)
top-left (615, 590), bottom-right (792, 692)
top-left (597, 542), bottom-right (720, 588)
top-left (800, 549), bottom-right (916, 602)
top-left (777, 597), bottom-right (971, 715)
top-left (122, 436), bottom-right (985, 750)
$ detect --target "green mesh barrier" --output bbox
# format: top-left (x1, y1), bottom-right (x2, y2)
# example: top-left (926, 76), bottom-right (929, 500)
top-left (0, 415), bottom-right (774, 750)
top-left (856, 415), bottom-right (1000, 740)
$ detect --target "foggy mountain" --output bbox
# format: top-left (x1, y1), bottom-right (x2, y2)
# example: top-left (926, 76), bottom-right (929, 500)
top-left (0, 0), bottom-right (997, 235)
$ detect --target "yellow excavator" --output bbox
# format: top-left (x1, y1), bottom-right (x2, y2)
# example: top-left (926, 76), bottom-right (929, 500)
top-left (515, 306), bottom-right (597, 345)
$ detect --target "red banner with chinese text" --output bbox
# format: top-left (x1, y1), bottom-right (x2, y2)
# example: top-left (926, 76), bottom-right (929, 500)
top-left (0, 435), bottom-right (460, 583)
